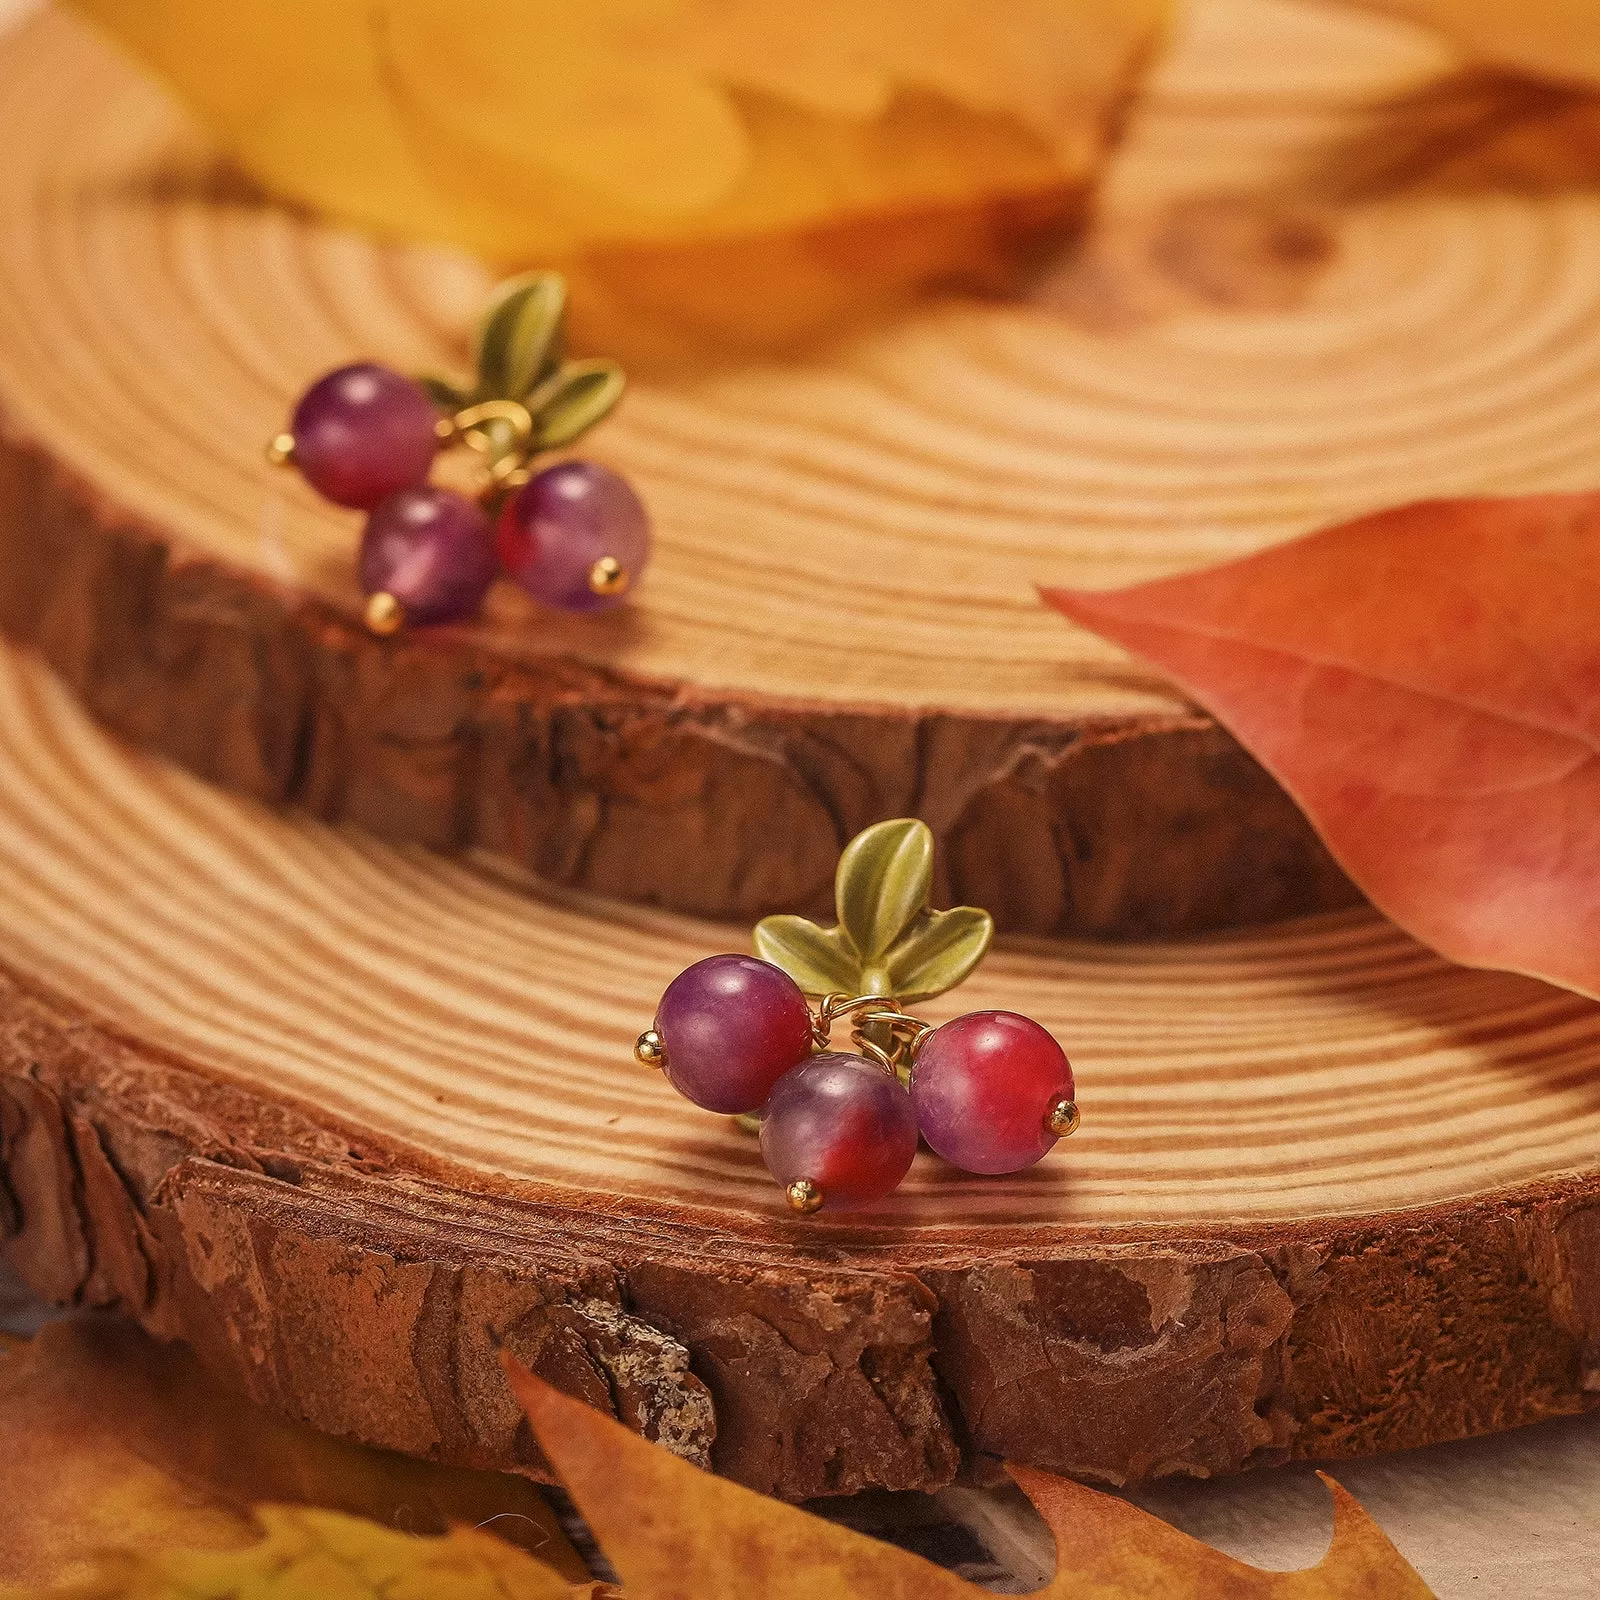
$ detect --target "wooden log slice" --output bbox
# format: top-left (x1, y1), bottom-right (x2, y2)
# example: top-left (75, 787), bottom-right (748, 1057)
top-left (11, 0), bottom-right (1600, 936)
top-left (2, 636), bottom-right (1598, 1496)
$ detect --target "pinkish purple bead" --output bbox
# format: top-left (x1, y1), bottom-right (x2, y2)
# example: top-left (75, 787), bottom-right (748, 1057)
top-left (358, 487), bottom-right (496, 626)
top-left (654, 955), bottom-right (813, 1114)
top-left (760, 1053), bottom-right (919, 1211)
top-left (910, 1010), bottom-right (1075, 1175)
top-left (290, 363), bottom-right (439, 509)
top-left (496, 461), bottom-right (651, 612)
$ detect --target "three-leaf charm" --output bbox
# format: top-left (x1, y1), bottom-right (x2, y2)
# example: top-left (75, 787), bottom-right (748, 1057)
top-left (641, 818), bottom-right (1078, 1213)
top-left (754, 818), bottom-right (993, 1003)
top-left (270, 268), bottom-right (647, 637)
top-left (420, 271), bottom-right (625, 474)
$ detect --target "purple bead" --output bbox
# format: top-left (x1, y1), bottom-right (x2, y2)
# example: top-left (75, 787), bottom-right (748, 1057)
top-left (496, 461), bottom-right (651, 612)
top-left (358, 487), bottom-right (496, 626)
top-left (291, 363), bottom-right (439, 509)
top-left (760, 1053), bottom-right (919, 1211)
top-left (910, 1010), bottom-right (1075, 1175)
top-left (654, 955), bottom-right (813, 1114)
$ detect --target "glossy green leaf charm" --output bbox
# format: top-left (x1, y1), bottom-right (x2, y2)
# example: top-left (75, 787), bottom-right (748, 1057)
top-left (417, 373), bottom-right (468, 412)
top-left (530, 358), bottom-right (626, 450)
top-left (754, 818), bottom-right (993, 1004)
top-left (753, 914), bottom-right (860, 997)
top-left (836, 819), bottom-right (934, 961)
top-left (474, 270), bottom-right (566, 402)
top-left (882, 905), bottom-right (993, 1003)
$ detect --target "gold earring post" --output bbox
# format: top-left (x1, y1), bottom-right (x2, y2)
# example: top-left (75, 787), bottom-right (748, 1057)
top-left (1046, 1097), bottom-right (1081, 1138)
top-left (364, 592), bottom-right (405, 636)
top-left (588, 555), bottom-right (629, 596)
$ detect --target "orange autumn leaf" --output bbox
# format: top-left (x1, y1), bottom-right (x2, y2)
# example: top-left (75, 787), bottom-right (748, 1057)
top-left (1043, 493), bottom-right (1600, 1000)
top-left (503, 1352), bottom-right (1434, 1599)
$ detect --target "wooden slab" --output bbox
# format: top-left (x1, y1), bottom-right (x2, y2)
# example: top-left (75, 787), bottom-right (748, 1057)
top-left (19, 0), bottom-right (1600, 936)
top-left (2, 636), bottom-right (1598, 1497)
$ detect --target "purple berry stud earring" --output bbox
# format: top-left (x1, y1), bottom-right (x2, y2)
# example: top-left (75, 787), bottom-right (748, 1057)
top-left (267, 272), bottom-right (650, 635)
top-left (634, 819), bottom-right (1081, 1214)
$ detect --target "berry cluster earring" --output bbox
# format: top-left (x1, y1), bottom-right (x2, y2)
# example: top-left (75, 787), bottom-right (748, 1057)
top-left (635, 820), bottom-right (1080, 1214)
top-left (267, 273), bottom-right (650, 635)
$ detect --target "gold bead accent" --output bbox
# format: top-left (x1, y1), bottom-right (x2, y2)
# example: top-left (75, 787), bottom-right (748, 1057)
top-left (265, 432), bottom-right (296, 467)
top-left (786, 1178), bottom-right (824, 1215)
top-left (588, 555), bottom-right (629, 596)
top-left (1046, 1097), bottom-right (1081, 1138)
top-left (364, 592), bottom-right (405, 637)
top-left (634, 1028), bottom-right (666, 1069)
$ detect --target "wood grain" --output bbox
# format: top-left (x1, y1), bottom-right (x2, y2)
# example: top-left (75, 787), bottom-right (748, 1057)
top-left (1, 634), bottom-right (1598, 1494)
top-left (17, 0), bottom-right (1594, 933)
top-left (3, 630), bottom-right (1596, 1229)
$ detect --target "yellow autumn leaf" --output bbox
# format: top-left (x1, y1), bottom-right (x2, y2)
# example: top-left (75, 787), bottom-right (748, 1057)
top-left (376, 0), bottom-right (1163, 243)
top-left (1348, 0), bottom-right (1600, 86)
top-left (504, 1352), bottom-right (1437, 1600)
top-left (0, 1509), bottom-right (608, 1600)
top-left (63, 0), bottom-right (1169, 362)
top-left (0, 1320), bottom-right (589, 1590)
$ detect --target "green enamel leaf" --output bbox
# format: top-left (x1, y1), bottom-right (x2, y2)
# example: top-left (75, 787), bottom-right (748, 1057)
top-left (753, 914), bottom-right (861, 996)
top-left (882, 905), bottom-right (994, 1003)
top-left (835, 818), bottom-right (933, 962)
top-left (416, 373), bottom-right (467, 412)
top-left (474, 271), bottom-right (567, 402)
top-left (530, 359), bottom-right (626, 449)
top-left (759, 820), bottom-right (992, 1007)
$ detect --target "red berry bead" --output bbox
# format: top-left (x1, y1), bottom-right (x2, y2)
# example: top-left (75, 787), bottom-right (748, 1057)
top-left (654, 955), bottom-right (814, 1114)
top-left (290, 363), bottom-right (439, 509)
top-left (496, 461), bottom-right (651, 612)
top-left (760, 1053), bottom-right (919, 1213)
top-left (909, 1010), bottom-right (1075, 1175)
top-left (358, 486), bottom-right (496, 627)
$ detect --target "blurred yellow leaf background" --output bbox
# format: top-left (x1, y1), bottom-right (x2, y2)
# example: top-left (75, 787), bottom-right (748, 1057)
top-left (1357, 0), bottom-right (1600, 86)
top-left (65, 0), bottom-right (1168, 362)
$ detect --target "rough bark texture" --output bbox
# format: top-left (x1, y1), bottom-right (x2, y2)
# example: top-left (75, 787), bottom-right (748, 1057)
top-left (0, 436), bottom-right (1357, 939)
top-left (4, 961), bottom-right (1595, 1499)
